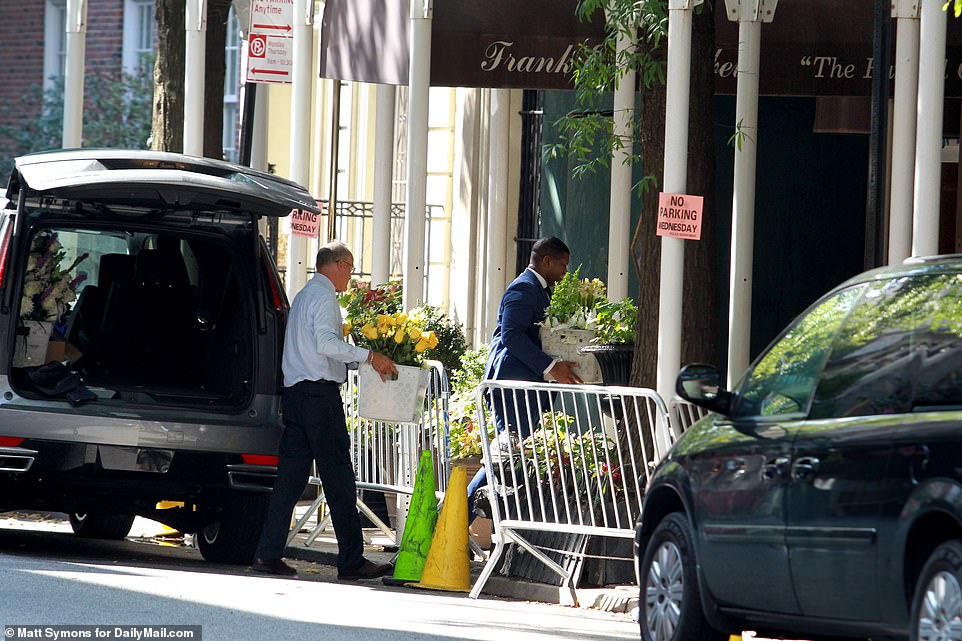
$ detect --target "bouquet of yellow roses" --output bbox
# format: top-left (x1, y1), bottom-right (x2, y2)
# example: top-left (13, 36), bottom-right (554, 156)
top-left (350, 311), bottom-right (440, 367)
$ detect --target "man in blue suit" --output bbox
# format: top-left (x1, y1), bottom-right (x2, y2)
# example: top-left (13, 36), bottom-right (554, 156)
top-left (468, 237), bottom-right (583, 521)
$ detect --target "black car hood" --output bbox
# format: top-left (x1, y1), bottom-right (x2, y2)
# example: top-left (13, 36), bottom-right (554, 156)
top-left (6, 150), bottom-right (320, 218)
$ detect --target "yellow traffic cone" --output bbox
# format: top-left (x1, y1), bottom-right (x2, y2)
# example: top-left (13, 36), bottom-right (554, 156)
top-left (410, 465), bottom-right (471, 592)
top-left (383, 451), bottom-right (439, 586)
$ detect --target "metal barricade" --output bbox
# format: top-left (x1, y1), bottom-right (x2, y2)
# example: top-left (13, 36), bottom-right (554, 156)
top-left (469, 380), bottom-right (671, 604)
top-left (667, 396), bottom-right (708, 437)
top-left (288, 360), bottom-right (451, 547)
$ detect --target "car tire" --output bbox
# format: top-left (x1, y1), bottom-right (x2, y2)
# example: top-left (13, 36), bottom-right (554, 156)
top-left (640, 512), bottom-right (726, 641)
top-left (197, 492), bottom-right (269, 565)
top-left (68, 513), bottom-right (135, 540)
top-left (910, 540), bottom-right (962, 641)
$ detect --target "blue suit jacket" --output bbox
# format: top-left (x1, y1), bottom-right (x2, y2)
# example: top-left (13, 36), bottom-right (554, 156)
top-left (484, 269), bottom-right (552, 382)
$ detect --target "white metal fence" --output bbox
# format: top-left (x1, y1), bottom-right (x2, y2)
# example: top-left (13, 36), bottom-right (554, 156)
top-left (468, 380), bottom-right (671, 603)
top-left (288, 360), bottom-right (451, 547)
top-left (668, 396), bottom-right (708, 436)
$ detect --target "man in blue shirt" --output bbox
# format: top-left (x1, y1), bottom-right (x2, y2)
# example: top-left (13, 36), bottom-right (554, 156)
top-left (252, 242), bottom-right (397, 579)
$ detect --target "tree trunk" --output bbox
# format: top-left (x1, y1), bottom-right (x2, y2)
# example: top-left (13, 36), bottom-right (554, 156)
top-left (203, 0), bottom-right (232, 159)
top-left (630, 6), bottom-right (718, 390)
top-left (151, 0), bottom-right (231, 160)
top-left (151, 0), bottom-right (185, 153)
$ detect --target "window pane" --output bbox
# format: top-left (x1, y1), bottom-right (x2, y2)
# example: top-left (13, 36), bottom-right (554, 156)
top-left (912, 274), bottom-right (962, 408)
top-left (811, 277), bottom-right (933, 418)
top-left (737, 286), bottom-right (863, 418)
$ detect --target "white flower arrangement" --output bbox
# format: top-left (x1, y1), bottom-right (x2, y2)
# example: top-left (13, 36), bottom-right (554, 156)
top-left (20, 232), bottom-right (89, 324)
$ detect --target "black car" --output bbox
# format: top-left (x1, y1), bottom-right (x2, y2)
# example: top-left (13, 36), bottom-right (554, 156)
top-left (0, 150), bottom-right (317, 563)
top-left (635, 255), bottom-right (962, 641)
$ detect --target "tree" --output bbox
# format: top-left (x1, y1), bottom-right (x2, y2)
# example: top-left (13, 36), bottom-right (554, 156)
top-left (554, 0), bottom-right (719, 388)
top-left (151, 0), bottom-right (232, 159)
top-left (0, 70), bottom-right (153, 177)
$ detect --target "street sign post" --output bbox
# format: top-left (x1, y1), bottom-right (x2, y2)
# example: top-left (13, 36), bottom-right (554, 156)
top-left (246, 0), bottom-right (294, 84)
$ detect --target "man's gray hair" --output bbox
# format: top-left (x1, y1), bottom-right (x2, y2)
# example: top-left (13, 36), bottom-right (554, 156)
top-left (316, 241), bottom-right (352, 268)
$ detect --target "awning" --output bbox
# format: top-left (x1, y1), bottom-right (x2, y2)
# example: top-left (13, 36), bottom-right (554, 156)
top-left (318, 0), bottom-right (606, 90)
top-left (715, 0), bottom-right (962, 97)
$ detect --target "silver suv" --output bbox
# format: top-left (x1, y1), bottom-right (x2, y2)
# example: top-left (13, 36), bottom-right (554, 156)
top-left (0, 149), bottom-right (317, 563)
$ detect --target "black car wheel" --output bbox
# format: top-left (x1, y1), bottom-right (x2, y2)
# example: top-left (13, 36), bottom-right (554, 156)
top-left (640, 513), bottom-right (725, 641)
top-left (69, 513), bottom-right (135, 540)
top-left (911, 540), bottom-right (962, 641)
top-left (197, 492), bottom-right (269, 565)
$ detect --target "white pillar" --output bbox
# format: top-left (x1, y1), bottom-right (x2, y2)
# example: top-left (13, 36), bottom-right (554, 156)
top-left (607, 22), bottom-right (636, 302)
top-left (656, 0), bottom-right (697, 408)
top-left (286, 0), bottom-right (314, 298)
top-left (402, 0), bottom-right (433, 310)
top-left (726, 20), bottom-right (761, 387)
top-left (183, 0), bottom-right (207, 156)
top-left (62, 0), bottom-right (87, 148)
top-left (888, 3), bottom-right (920, 265)
top-left (484, 89), bottom-right (511, 340)
top-left (372, 85), bottom-right (397, 286)
top-left (912, 0), bottom-right (945, 258)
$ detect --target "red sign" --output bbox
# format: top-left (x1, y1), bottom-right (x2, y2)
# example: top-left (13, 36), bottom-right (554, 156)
top-left (656, 193), bottom-right (704, 241)
top-left (290, 208), bottom-right (320, 238)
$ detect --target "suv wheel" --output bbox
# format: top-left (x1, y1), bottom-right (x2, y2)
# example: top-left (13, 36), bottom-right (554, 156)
top-left (69, 513), bottom-right (135, 540)
top-left (197, 492), bottom-right (269, 565)
top-left (640, 513), bottom-right (725, 641)
top-left (911, 540), bottom-right (962, 641)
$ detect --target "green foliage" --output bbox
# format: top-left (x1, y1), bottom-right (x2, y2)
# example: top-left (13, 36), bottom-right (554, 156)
top-left (519, 414), bottom-right (621, 492)
top-left (549, 0), bottom-right (669, 195)
top-left (410, 305), bottom-right (468, 373)
top-left (0, 67), bottom-right (154, 177)
top-left (593, 297), bottom-right (637, 344)
top-left (945, 0), bottom-right (962, 18)
top-left (544, 267), bottom-right (608, 329)
top-left (447, 344), bottom-right (493, 460)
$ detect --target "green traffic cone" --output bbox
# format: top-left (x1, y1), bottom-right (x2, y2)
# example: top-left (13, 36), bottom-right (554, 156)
top-left (382, 451), bottom-right (439, 586)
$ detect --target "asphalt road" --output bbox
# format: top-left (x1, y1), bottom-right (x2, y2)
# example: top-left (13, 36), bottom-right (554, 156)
top-left (0, 515), bottom-right (639, 641)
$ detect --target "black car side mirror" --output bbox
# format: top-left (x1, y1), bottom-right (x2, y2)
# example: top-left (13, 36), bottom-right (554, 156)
top-left (676, 364), bottom-right (734, 416)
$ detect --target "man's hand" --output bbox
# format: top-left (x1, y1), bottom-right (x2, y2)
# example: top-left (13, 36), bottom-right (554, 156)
top-left (369, 351), bottom-right (398, 381)
top-left (549, 361), bottom-right (583, 385)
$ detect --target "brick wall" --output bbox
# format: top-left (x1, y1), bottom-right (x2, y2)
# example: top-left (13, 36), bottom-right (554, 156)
top-left (0, 0), bottom-right (127, 166)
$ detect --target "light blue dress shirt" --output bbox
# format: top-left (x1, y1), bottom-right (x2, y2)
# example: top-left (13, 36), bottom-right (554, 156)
top-left (282, 273), bottom-right (370, 387)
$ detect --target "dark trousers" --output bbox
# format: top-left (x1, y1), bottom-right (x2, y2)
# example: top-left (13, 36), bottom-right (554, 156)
top-left (254, 380), bottom-right (364, 570)
top-left (467, 386), bottom-right (549, 522)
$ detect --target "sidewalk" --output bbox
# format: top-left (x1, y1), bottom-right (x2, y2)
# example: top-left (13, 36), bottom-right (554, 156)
top-left (283, 503), bottom-right (639, 619)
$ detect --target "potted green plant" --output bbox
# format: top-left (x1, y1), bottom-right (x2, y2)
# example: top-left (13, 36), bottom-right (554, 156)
top-left (581, 298), bottom-right (637, 387)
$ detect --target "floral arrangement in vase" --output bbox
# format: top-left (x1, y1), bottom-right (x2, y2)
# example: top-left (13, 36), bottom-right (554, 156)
top-left (352, 312), bottom-right (440, 367)
top-left (20, 232), bottom-right (89, 324)
top-left (542, 268), bottom-right (607, 331)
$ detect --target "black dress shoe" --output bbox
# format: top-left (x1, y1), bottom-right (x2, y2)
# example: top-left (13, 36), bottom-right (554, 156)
top-left (251, 557), bottom-right (298, 577)
top-left (337, 559), bottom-right (392, 581)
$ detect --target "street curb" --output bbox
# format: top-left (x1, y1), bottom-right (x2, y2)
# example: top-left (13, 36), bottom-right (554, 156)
top-left (284, 540), bottom-right (638, 617)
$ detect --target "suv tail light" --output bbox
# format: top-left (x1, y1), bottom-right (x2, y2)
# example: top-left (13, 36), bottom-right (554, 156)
top-left (0, 437), bottom-right (25, 447)
top-left (261, 251), bottom-right (288, 314)
top-left (241, 454), bottom-right (278, 466)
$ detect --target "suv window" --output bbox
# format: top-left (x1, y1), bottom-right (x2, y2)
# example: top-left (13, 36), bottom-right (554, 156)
top-left (735, 286), bottom-right (863, 419)
top-left (811, 276), bottom-right (928, 418)
top-left (912, 273), bottom-right (962, 409)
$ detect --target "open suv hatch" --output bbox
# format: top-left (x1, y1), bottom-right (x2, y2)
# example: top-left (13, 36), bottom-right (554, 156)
top-left (0, 149), bottom-right (318, 563)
